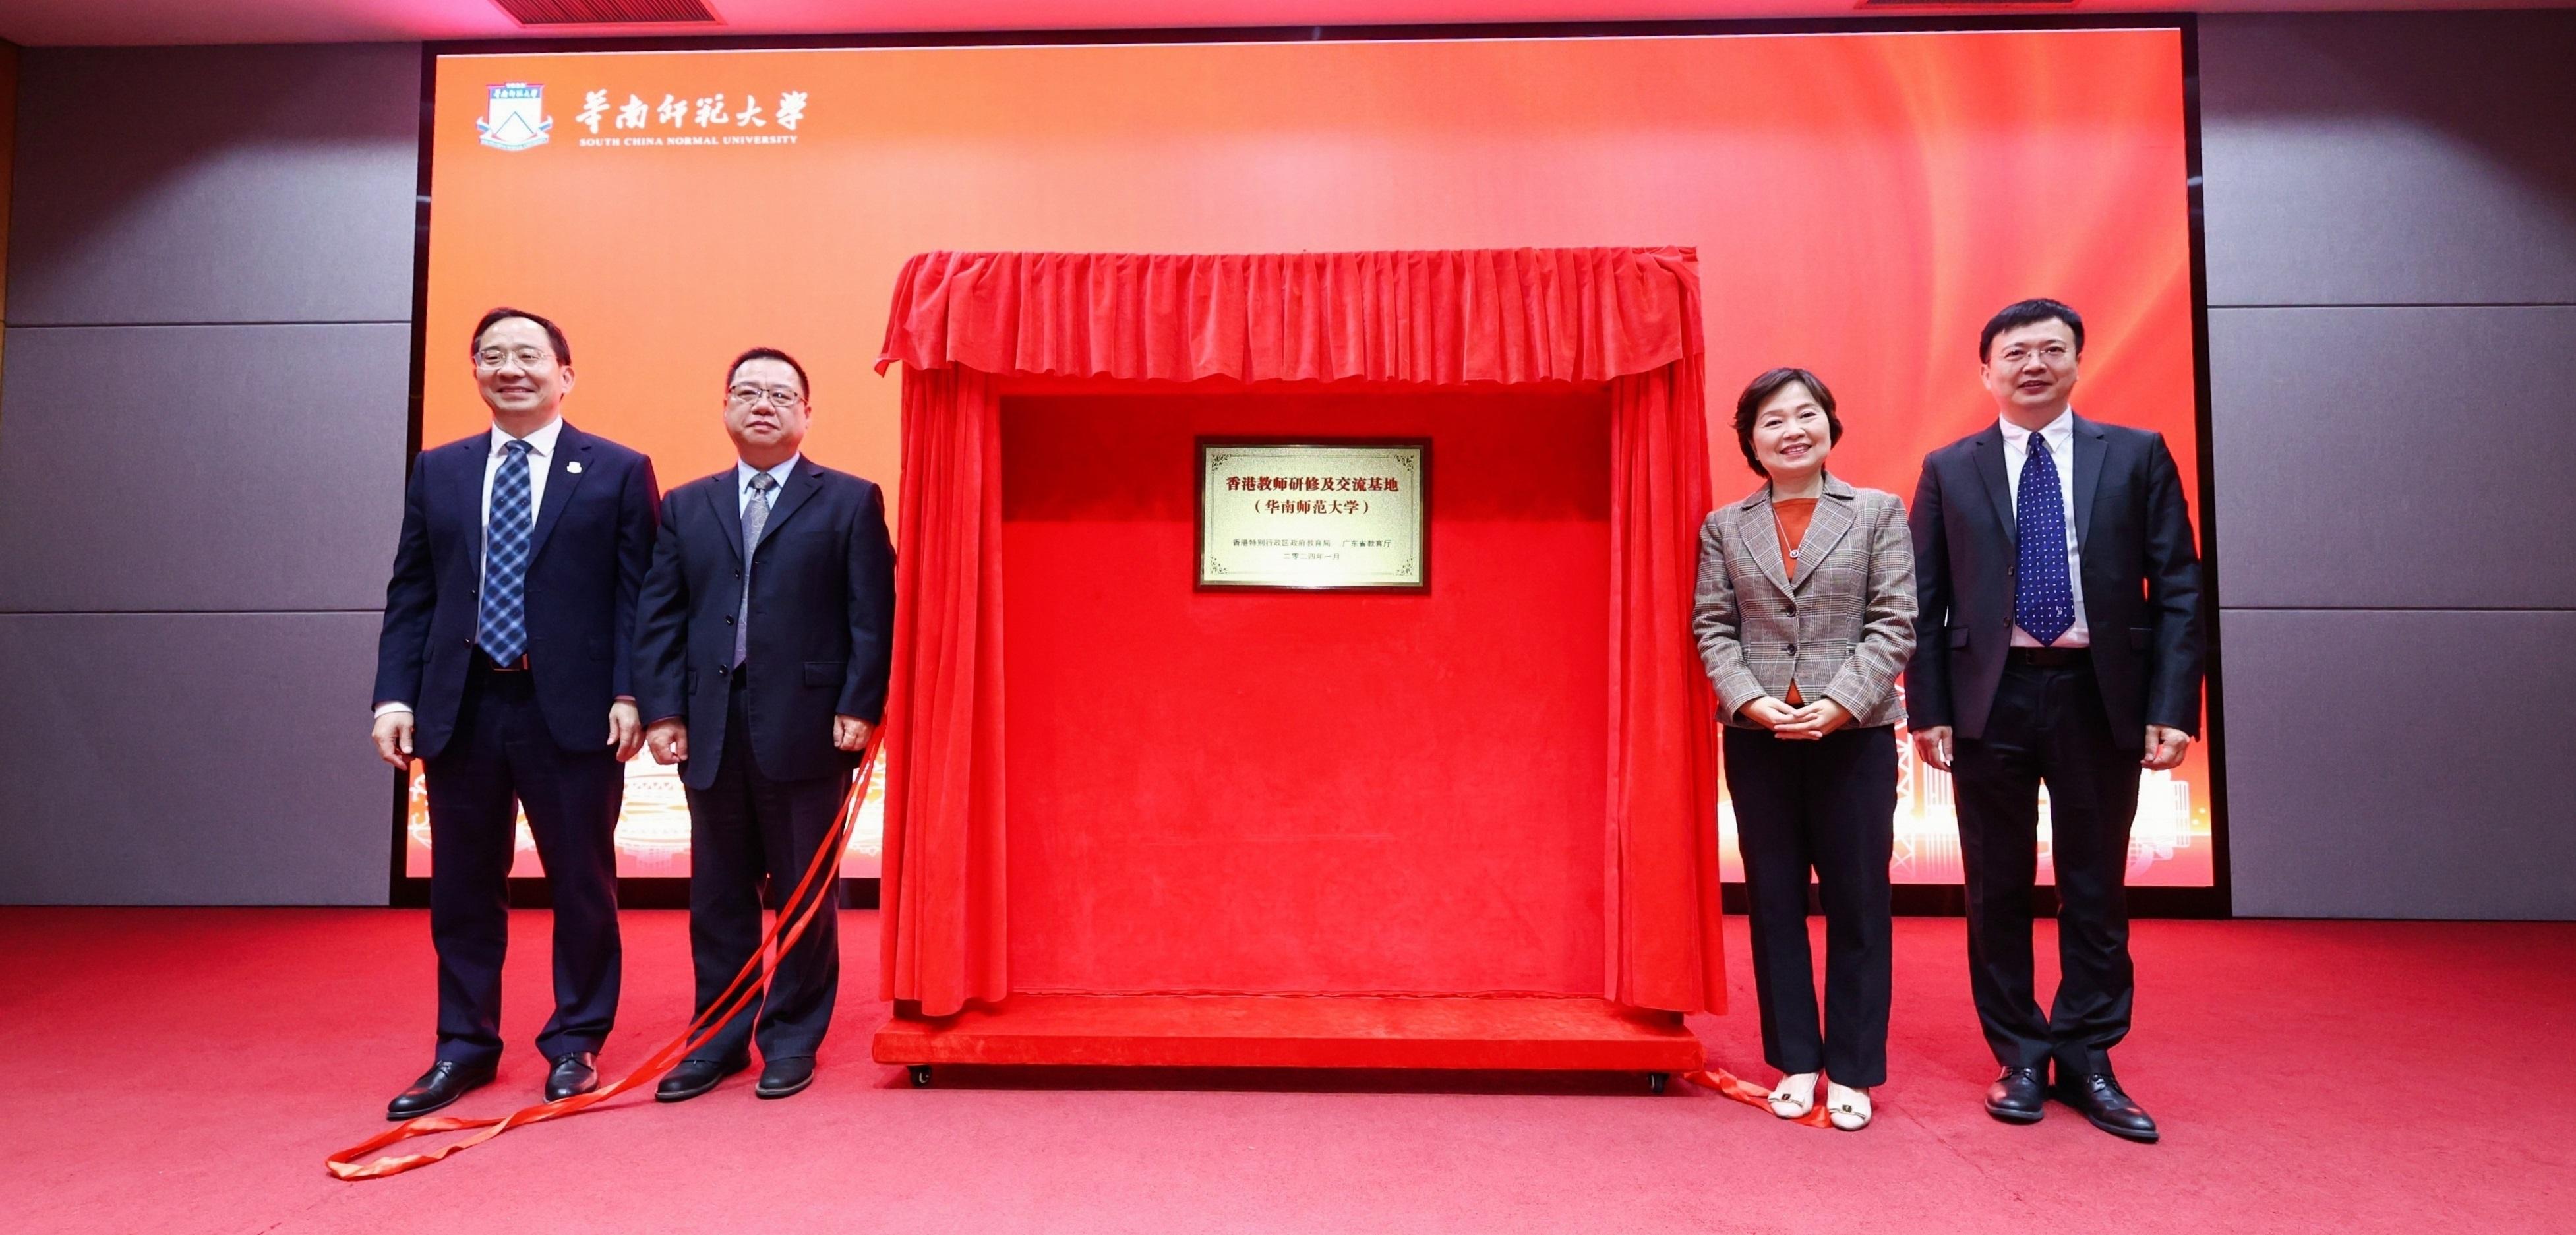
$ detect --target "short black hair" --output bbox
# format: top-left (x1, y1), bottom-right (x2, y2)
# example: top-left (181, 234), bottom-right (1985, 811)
top-left (470, 307), bottom-right (572, 367)
top-left (727, 347), bottom-right (811, 400)
top-left (1979, 298), bottom-right (2085, 362)
top-left (1731, 367), bottom-right (1842, 478)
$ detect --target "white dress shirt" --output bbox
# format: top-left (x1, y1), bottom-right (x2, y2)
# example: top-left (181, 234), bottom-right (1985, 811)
top-left (374, 417), bottom-right (563, 718)
top-left (2000, 407), bottom-right (2089, 648)
top-left (737, 453), bottom-right (801, 518)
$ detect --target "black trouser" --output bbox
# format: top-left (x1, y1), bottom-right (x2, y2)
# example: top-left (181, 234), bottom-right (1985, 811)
top-left (1723, 723), bottom-right (1896, 1087)
top-left (684, 677), bottom-right (851, 1064)
top-left (421, 658), bottom-right (625, 1066)
top-left (1953, 653), bottom-right (2143, 1078)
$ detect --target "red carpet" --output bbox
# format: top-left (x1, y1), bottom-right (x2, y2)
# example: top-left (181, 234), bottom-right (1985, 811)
top-left (3, 908), bottom-right (2567, 1234)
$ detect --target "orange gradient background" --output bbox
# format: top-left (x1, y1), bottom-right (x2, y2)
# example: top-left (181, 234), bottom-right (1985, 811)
top-left (415, 30), bottom-right (2210, 885)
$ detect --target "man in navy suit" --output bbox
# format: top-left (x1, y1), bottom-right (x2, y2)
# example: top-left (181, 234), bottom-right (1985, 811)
top-left (371, 307), bottom-right (659, 1118)
top-left (635, 347), bottom-right (894, 1102)
top-left (1907, 299), bottom-right (2203, 1143)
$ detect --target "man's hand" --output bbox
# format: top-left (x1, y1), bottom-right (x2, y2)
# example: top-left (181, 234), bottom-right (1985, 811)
top-left (2143, 725), bottom-right (2191, 771)
top-left (1913, 725), bottom-right (1954, 772)
top-left (646, 719), bottom-right (688, 765)
top-left (1773, 698), bottom-right (1852, 741)
top-left (371, 712), bottom-right (416, 770)
top-left (607, 701), bottom-right (644, 762)
top-left (833, 715), bottom-right (874, 753)
top-left (1739, 697), bottom-right (1800, 732)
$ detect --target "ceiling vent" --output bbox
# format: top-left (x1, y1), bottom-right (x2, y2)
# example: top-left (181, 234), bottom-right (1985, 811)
top-left (492, 0), bottom-right (723, 25)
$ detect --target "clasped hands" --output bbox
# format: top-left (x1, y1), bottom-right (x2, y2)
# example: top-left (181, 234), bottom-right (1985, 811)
top-left (1739, 696), bottom-right (1852, 740)
top-left (644, 714), bottom-right (872, 764)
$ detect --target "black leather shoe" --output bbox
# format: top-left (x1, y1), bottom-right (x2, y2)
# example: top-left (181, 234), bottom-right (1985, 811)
top-left (656, 1057), bottom-right (747, 1103)
top-left (2054, 1069), bottom-right (2160, 1143)
top-left (545, 1052), bottom-right (601, 1102)
top-left (387, 1060), bottom-right (496, 1120)
top-left (754, 1056), bottom-right (816, 1100)
top-left (1984, 1065), bottom-right (2048, 1124)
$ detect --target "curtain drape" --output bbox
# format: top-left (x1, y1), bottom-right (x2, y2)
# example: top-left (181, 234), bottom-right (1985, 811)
top-left (877, 248), bottom-right (1725, 1017)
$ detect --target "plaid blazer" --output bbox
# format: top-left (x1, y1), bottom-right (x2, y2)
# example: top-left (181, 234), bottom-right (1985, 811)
top-left (1692, 473), bottom-right (1918, 729)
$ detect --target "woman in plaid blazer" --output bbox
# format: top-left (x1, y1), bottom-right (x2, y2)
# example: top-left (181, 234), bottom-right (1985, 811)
top-left (1691, 367), bottom-right (1917, 1131)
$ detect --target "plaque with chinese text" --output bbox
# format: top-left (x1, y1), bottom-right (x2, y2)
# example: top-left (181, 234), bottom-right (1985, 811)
top-left (1199, 441), bottom-right (1427, 589)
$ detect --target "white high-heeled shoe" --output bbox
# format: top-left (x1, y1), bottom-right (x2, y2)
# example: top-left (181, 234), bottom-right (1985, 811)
top-left (1825, 1081), bottom-right (1872, 1131)
top-left (1767, 1072), bottom-right (1818, 1119)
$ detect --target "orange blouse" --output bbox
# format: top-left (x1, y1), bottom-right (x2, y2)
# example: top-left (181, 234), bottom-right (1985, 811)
top-left (1772, 498), bottom-right (1816, 706)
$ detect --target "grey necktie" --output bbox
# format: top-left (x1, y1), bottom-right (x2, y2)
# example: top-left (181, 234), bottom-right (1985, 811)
top-left (733, 472), bottom-right (779, 667)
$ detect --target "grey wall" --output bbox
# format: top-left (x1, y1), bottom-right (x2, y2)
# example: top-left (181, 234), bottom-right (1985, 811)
top-left (2199, 11), bottom-right (2576, 918)
top-left (3, 18), bottom-right (2571, 915)
top-left (0, 44), bottom-right (419, 904)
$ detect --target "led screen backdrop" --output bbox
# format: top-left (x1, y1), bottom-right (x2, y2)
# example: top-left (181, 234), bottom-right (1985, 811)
top-left (413, 28), bottom-right (2211, 886)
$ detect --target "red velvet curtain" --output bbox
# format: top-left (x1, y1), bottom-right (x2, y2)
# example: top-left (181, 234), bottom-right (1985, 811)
top-left (876, 249), bottom-right (1725, 1016)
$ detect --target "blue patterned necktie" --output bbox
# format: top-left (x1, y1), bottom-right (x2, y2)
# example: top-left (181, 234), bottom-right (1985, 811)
top-left (476, 440), bottom-right (535, 665)
top-left (733, 471), bottom-right (779, 668)
top-left (2014, 433), bottom-right (2076, 646)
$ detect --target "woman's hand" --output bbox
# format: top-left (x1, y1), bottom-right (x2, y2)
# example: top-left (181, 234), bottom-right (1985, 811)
top-left (1771, 698), bottom-right (1851, 740)
top-left (1739, 697), bottom-right (1801, 731)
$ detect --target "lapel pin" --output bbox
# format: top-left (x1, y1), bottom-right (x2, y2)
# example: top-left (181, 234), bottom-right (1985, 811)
top-left (566, 461), bottom-right (584, 474)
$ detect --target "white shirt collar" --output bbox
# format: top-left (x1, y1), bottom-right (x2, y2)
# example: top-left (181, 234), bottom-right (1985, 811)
top-left (1998, 407), bottom-right (2074, 453)
top-left (489, 416), bottom-right (564, 458)
top-left (737, 452), bottom-right (802, 491)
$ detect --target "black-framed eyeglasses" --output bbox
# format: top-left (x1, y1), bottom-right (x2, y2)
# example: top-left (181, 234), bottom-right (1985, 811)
top-left (727, 386), bottom-right (806, 409)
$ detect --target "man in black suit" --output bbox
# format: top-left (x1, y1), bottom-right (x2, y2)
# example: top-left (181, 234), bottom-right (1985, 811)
top-left (636, 347), bottom-right (895, 1102)
top-left (1907, 299), bottom-right (2202, 1143)
top-left (371, 307), bottom-right (659, 1118)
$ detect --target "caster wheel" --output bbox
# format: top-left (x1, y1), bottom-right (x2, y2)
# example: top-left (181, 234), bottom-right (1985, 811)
top-left (909, 1065), bottom-right (934, 1087)
top-left (1648, 1072), bottom-right (1669, 1094)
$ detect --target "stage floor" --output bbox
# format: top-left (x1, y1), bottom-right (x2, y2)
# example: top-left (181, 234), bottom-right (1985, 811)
top-left (3, 908), bottom-right (2566, 1234)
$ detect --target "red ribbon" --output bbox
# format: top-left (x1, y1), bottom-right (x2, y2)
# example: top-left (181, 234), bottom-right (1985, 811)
top-left (326, 735), bottom-right (882, 1180)
top-left (1684, 1068), bottom-right (1836, 1128)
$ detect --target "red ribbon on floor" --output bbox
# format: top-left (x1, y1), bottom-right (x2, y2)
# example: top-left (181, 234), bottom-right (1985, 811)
top-left (1683, 1068), bottom-right (1836, 1128)
top-left (326, 735), bottom-right (882, 1181)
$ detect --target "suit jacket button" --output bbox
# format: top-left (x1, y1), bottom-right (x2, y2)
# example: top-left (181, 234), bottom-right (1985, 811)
top-left (724, 615), bottom-right (734, 624)
top-left (1785, 645), bottom-right (1797, 656)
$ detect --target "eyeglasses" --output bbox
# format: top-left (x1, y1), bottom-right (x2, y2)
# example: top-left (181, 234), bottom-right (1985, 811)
top-left (1994, 344), bottom-right (2074, 367)
top-left (474, 347), bottom-right (556, 371)
top-left (727, 386), bottom-right (806, 409)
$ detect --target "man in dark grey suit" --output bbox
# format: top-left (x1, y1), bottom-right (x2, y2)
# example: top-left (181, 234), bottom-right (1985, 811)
top-left (634, 347), bottom-right (895, 1102)
top-left (1907, 299), bottom-right (2203, 1143)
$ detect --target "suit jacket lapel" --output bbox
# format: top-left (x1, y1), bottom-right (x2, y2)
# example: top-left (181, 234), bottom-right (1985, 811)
top-left (1788, 475), bottom-right (1859, 590)
top-left (448, 437), bottom-right (491, 573)
top-left (2070, 415), bottom-right (2109, 551)
top-left (754, 460), bottom-right (825, 551)
top-left (525, 424), bottom-right (592, 563)
top-left (1973, 429), bottom-right (2016, 550)
top-left (1737, 488), bottom-right (1794, 597)
top-left (709, 471), bottom-right (747, 565)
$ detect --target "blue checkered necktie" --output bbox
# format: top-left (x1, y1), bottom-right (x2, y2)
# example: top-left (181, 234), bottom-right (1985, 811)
top-left (476, 439), bottom-right (535, 665)
top-left (733, 471), bottom-right (779, 668)
top-left (2014, 433), bottom-right (2076, 646)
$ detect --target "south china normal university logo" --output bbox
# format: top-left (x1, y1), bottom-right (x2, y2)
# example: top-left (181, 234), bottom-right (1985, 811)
top-left (477, 82), bottom-right (551, 152)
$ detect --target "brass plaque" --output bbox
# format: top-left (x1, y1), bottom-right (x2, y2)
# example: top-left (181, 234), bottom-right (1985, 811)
top-left (1198, 441), bottom-right (1427, 590)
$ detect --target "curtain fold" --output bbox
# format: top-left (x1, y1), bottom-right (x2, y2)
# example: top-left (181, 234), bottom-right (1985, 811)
top-left (1606, 359), bottom-right (1727, 1013)
top-left (878, 247), bottom-right (1725, 1017)
top-left (878, 366), bottom-right (1011, 1015)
